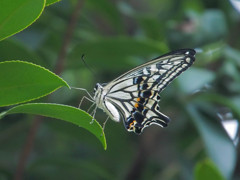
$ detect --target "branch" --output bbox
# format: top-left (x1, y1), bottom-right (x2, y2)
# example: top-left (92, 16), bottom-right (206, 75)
top-left (55, 0), bottom-right (84, 75)
top-left (14, 1), bottom-right (84, 179)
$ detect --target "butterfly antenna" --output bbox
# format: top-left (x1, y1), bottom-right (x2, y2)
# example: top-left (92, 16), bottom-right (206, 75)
top-left (81, 54), bottom-right (98, 78)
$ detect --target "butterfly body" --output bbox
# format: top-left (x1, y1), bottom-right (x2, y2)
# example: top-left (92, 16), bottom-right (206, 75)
top-left (93, 49), bottom-right (196, 134)
top-left (94, 83), bottom-right (121, 122)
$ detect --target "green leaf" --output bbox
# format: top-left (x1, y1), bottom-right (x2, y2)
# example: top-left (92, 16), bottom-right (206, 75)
top-left (224, 46), bottom-right (240, 65)
top-left (200, 10), bottom-right (227, 40)
top-left (0, 61), bottom-right (69, 107)
top-left (187, 104), bottom-right (236, 179)
top-left (194, 159), bottom-right (225, 180)
top-left (197, 42), bottom-right (225, 65)
top-left (0, 40), bottom-right (45, 66)
top-left (178, 68), bottom-right (215, 94)
top-left (0, 0), bottom-right (45, 41)
top-left (194, 93), bottom-right (240, 119)
top-left (0, 103), bottom-right (107, 150)
top-left (46, 0), bottom-right (61, 6)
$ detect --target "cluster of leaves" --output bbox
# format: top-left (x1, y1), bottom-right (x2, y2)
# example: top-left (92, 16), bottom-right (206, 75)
top-left (0, 0), bottom-right (239, 179)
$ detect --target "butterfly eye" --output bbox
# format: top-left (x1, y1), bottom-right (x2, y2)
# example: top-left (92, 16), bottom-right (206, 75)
top-left (94, 84), bottom-right (98, 93)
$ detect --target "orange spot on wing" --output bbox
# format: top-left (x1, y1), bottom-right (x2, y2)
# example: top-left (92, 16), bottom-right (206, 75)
top-left (129, 120), bottom-right (137, 127)
top-left (134, 103), bottom-right (139, 108)
top-left (136, 97), bottom-right (141, 102)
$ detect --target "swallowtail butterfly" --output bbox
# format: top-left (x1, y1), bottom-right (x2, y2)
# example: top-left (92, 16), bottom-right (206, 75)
top-left (89, 49), bottom-right (196, 134)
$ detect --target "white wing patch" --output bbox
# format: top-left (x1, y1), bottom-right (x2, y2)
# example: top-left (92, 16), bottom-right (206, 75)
top-left (104, 101), bottom-right (120, 122)
top-left (125, 85), bottom-right (138, 92)
top-left (109, 79), bottom-right (133, 93)
top-left (107, 91), bottom-right (132, 100)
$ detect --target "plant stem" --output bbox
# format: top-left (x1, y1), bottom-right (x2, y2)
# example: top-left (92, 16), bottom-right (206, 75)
top-left (14, 1), bottom-right (84, 179)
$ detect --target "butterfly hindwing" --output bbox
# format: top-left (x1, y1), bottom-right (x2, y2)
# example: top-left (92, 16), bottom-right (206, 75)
top-left (97, 49), bottom-right (196, 134)
top-left (124, 93), bottom-right (170, 134)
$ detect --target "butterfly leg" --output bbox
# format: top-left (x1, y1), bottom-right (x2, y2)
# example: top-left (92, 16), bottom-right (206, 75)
top-left (78, 96), bottom-right (94, 109)
top-left (71, 87), bottom-right (94, 99)
top-left (102, 116), bottom-right (109, 131)
top-left (87, 102), bottom-right (96, 113)
top-left (100, 116), bottom-right (109, 137)
top-left (71, 87), bottom-right (94, 108)
top-left (90, 105), bottom-right (98, 124)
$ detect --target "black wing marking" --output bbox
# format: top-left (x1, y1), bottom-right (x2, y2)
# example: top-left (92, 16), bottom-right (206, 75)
top-left (124, 92), bottom-right (170, 134)
top-left (104, 49), bottom-right (196, 134)
top-left (109, 49), bottom-right (195, 82)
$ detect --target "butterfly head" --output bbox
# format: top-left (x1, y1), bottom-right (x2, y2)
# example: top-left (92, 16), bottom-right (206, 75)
top-left (93, 83), bottom-right (108, 106)
top-left (94, 83), bottom-right (107, 93)
top-left (93, 83), bottom-right (102, 100)
top-left (94, 83), bottom-right (100, 93)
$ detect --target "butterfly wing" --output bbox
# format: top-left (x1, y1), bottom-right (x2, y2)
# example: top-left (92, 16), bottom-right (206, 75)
top-left (103, 49), bottom-right (196, 134)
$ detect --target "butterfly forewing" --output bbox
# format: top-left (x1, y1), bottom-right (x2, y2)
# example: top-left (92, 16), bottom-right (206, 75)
top-left (96, 49), bottom-right (196, 134)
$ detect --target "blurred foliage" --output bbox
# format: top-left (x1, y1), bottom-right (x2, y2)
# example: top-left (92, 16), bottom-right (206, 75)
top-left (194, 159), bottom-right (225, 180)
top-left (0, 0), bottom-right (240, 179)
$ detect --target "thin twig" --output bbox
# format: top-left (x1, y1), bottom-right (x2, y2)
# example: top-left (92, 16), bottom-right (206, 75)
top-left (14, 1), bottom-right (84, 179)
top-left (55, 0), bottom-right (84, 75)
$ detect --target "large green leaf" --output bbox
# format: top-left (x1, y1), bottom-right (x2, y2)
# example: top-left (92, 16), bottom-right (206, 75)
top-left (178, 68), bottom-right (215, 94)
top-left (0, 61), bottom-right (69, 107)
top-left (0, 40), bottom-right (45, 66)
top-left (0, 103), bottom-right (107, 150)
top-left (46, 0), bottom-right (61, 6)
top-left (194, 159), bottom-right (225, 180)
top-left (0, 0), bottom-right (45, 41)
top-left (187, 104), bottom-right (236, 179)
top-left (194, 93), bottom-right (240, 119)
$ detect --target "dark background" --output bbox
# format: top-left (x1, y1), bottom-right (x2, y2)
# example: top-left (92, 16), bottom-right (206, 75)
top-left (0, 0), bottom-right (239, 179)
